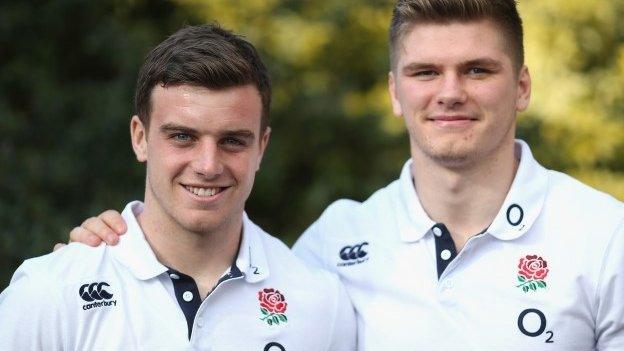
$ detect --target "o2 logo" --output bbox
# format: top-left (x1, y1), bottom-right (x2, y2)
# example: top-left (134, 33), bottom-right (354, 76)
top-left (264, 342), bottom-right (285, 351)
top-left (517, 308), bottom-right (554, 343)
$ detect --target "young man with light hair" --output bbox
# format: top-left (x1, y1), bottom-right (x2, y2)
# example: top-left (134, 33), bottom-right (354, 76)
top-left (63, 0), bottom-right (624, 350)
top-left (0, 24), bottom-right (356, 350)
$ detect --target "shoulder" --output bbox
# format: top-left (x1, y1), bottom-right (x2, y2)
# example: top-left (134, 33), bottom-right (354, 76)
top-left (291, 181), bottom-right (400, 270)
top-left (313, 179), bottom-right (401, 233)
top-left (259, 231), bottom-right (352, 308)
top-left (545, 170), bottom-right (624, 226)
top-left (0, 243), bottom-right (109, 347)
top-left (17, 243), bottom-right (109, 284)
top-left (261, 230), bottom-right (342, 286)
top-left (2, 243), bottom-right (111, 305)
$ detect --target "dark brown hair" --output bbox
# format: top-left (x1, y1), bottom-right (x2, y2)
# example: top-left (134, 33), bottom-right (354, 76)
top-left (134, 24), bottom-right (271, 131)
top-left (389, 0), bottom-right (524, 70)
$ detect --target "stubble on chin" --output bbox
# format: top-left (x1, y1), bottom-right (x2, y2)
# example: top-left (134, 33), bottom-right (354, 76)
top-left (415, 133), bottom-right (478, 169)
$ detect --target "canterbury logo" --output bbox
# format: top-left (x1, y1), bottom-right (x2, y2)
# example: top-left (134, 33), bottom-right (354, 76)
top-left (79, 282), bottom-right (114, 302)
top-left (339, 242), bottom-right (369, 261)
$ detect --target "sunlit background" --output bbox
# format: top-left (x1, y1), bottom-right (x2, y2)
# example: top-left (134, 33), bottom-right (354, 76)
top-left (1, 0), bottom-right (623, 289)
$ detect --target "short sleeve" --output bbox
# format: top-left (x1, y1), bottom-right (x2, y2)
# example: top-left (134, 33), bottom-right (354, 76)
top-left (595, 218), bottom-right (624, 350)
top-left (325, 274), bottom-right (357, 351)
top-left (0, 263), bottom-right (64, 350)
top-left (292, 221), bottom-right (329, 270)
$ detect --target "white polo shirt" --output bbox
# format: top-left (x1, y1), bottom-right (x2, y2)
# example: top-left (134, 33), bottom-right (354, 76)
top-left (293, 140), bottom-right (624, 350)
top-left (0, 201), bottom-right (356, 351)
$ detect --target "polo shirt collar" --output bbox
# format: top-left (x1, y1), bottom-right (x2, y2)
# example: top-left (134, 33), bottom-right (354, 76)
top-left (396, 140), bottom-right (548, 242)
top-left (109, 202), bottom-right (271, 283)
top-left (397, 159), bottom-right (436, 242)
top-left (235, 213), bottom-right (270, 283)
top-left (485, 140), bottom-right (548, 240)
top-left (109, 201), bottom-right (168, 280)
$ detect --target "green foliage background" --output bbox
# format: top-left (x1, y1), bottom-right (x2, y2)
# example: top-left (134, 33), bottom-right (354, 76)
top-left (1, 0), bottom-right (623, 289)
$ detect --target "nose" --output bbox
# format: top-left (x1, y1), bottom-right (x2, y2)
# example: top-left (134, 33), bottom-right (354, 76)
top-left (192, 141), bottom-right (223, 178)
top-left (436, 73), bottom-right (467, 108)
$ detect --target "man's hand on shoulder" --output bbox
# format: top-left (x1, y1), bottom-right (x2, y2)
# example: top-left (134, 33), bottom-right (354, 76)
top-left (53, 210), bottom-right (127, 251)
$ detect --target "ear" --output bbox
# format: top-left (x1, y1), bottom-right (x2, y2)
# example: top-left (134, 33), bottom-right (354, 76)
top-left (516, 65), bottom-right (531, 112)
top-left (130, 115), bottom-right (148, 162)
top-left (255, 127), bottom-right (271, 171)
top-left (388, 71), bottom-right (403, 117)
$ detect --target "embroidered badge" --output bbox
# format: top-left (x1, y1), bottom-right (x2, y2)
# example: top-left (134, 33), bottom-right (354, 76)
top-left (516, 255), bottom-right (549, 292)
top-left (258, 288), bottom-right (288, 326)
top-left (79, 282), bottom-right (117, 310)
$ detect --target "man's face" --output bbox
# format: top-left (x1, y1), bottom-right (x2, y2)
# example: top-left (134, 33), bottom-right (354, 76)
top-left (131, 84), bottom-right (270, 234)
top-left (389, 20), bottom-right (531, 168)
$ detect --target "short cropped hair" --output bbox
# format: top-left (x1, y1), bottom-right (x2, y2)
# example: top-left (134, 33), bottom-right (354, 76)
top-left (134, 24), bottom-right (271, 131)
top-left (389, 0), bottom-right (524, 71)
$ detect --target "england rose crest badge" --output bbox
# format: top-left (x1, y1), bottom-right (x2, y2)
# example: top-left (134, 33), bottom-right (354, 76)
top-left (258, 288), bottom-right (288, 326)
top-left (516, 254), bottom-right (549, 292)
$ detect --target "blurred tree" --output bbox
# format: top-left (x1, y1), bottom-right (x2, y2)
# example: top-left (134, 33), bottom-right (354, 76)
top-left (518, 0), bottom-right (624, 196)
top-left (0, 0), bottom-right (206, 288)
top-left (1, 0), bottom-right (623, 289)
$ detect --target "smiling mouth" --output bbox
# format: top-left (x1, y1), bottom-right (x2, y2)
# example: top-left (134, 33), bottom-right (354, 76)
top-left (184, 185), bottom-right (226, 197)
top-left (428, 115), bottom-right (477, 122)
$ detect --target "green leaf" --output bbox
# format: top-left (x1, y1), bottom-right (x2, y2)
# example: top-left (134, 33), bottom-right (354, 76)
top-left (530, 282), bottom-right (537, 290)
top-left (537, 281), bottom-right (546, 288)
top-left (273, 316), bottom-right (279, 325)
top-left (523, 286), bottom-right (529, 292)
top-left (518, 276), bottom-right (526, 283)
top-left (261, 308), bottom-right (269, 316)
top-left (267, 319), bottom-right (273, 326)
top-left (278, 314), bottom-right (287, 322)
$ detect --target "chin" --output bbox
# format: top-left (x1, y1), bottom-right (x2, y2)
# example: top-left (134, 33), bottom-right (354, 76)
top-left (182, 221), bottom-right (221, 235)
top-left (424, 143), bottom-right (479, 169)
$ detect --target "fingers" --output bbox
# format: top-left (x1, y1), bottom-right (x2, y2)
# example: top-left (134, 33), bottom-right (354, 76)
top-left (69, 224), bottom-right (107, 246)
top-left (70, 215), bottom-right (119, 246)
top-left (66, 210), bottom-right (127, 247)
top-left (53, 243), bottom-right (66, 252)
top-left (98, 210), bottom-right (127, 235)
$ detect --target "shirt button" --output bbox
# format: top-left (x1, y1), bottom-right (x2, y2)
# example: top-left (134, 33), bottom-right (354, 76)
top-left (197, 317), bottom-right (204, 328)
top-left (433, 227), bottom-right (443, 237)
top-left (169, 273), bottom-right (180, 280)
top-left (182, 291), bottom-right (194, 302)
top-left (440, 249), bottom-right (452, 260)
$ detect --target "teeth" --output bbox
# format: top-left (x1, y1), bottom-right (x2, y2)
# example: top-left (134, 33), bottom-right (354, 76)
top-left (186, 186), bottom-right (219, 197)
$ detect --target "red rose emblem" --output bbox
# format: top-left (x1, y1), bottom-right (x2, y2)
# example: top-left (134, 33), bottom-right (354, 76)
top-left (518, 255), bottom-right (549, 280)
top-left (258, 288), bottom-right (287, 314)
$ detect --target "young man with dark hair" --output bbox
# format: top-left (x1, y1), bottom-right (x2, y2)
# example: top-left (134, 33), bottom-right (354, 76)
top-left (60, 0), bottom-right (624, 350)
top-left (0, 24), bottom-right (356, 350)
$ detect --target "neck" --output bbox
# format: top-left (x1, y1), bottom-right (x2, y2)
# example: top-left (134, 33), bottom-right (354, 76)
top-left (137, 197), bottom-right (242, 298)
top-left (412, 140), bottom-right (518, 250)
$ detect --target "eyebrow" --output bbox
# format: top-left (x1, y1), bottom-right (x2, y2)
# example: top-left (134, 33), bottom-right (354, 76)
top-left (401, 58), bottom-right (503, 74)
top-left (401, 62), bottom-right (437, 75)
top-left (459, 58), bottom-right (503, 70)
top-left (160, 123), bottom-right (196, 134)
top-left (159, 123), bottom-right (256, 140)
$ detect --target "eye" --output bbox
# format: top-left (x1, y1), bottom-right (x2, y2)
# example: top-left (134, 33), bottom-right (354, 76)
top-left (467, 67), bottom-right (491, 77)
top-left (170, 133), bottom-right (193, 143)
top-left (412, 70), bottom-right (438, 80)
top-left (221, 137), bottom-right (246, 147)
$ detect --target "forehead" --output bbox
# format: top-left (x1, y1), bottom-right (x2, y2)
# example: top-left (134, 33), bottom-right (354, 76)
top-left (149, 84), bottom-right (263, 129)
top-left (396, 20), bottom-right (511, 66)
